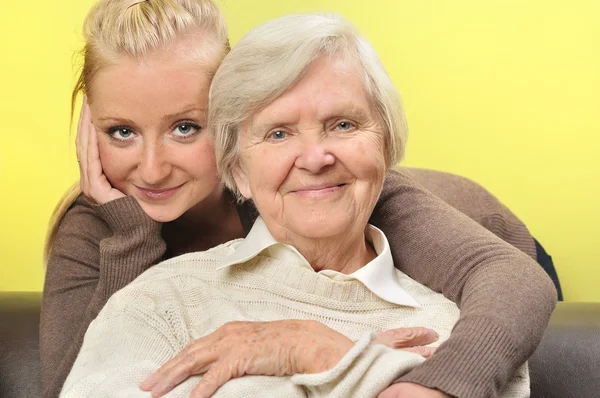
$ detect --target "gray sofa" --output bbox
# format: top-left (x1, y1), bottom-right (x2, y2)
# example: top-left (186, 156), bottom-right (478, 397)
top-left (1, 292), bottom-right (599, 397)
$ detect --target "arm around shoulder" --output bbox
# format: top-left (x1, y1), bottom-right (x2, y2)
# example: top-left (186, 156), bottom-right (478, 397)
top-left (370, 169), bottom-right (557, 397)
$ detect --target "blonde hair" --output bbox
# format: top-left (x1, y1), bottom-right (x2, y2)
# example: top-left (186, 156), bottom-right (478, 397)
top-left (44, 0), bottom-right (229, 264)
top-left (209, 13), bottom-right (407, 201)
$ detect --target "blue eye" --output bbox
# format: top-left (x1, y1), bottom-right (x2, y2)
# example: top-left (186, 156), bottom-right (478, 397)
top-left (109, 127), bottom-right (135, 141)
top-left (269, 130), bottom-right (287, 140)
top-left (334, 121), bottom-right (355, 131)
top-left (173, 123), bottom-right (200, 138)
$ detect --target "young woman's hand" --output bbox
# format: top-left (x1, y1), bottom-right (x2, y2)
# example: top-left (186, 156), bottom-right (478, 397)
top-left (372, 327), bottom-right (437, 358)
top-left (140, 320), bottom-right (439, 398)
top-left (378, 382), bottom-right (450, 398)
top-left (76, 97), bottom-right (125, 204)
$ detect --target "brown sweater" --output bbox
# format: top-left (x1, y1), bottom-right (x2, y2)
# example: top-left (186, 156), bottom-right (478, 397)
top-left (40, 167), bottom-right (556, 398)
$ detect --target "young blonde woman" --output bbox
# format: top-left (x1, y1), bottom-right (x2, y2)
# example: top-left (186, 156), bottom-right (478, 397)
top-left (41, 0), bottom-right (556, 397)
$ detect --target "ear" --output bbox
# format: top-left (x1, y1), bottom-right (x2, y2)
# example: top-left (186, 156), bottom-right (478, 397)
top-left (232, 165), bottom-right (252, 200)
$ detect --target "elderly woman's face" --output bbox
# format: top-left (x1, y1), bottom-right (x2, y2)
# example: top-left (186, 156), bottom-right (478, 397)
top-left (234, 55), bottom-right (387, 241)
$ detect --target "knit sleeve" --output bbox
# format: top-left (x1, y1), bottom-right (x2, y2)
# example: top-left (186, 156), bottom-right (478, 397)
top-left (291, 332), bottom-right (424, 397)
top-left (59, 294), bottom-right (177, 397)
top-left (399, 167), bottom-right (537, 260)
top-left (368, 169), bottom-right (557, 398)
top-left (41, 195), bottom-right (166, 398)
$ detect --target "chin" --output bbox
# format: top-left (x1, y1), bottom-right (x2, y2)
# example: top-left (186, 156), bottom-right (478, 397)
top-left (289, 213), bottom-right (353, 239)
top-left (141, 204), bottom-right (186, 223)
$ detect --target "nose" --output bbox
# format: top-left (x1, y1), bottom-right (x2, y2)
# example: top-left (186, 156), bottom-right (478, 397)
top-left (137, 142), bottom-right (172, 186)
top-left (294, 138), bottom-right (335, 173)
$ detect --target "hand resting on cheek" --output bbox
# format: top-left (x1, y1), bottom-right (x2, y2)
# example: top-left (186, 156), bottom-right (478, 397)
top-left (76, 97), bottom-right (125, 205)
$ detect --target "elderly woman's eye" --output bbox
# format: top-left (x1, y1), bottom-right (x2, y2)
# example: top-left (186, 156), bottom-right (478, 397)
top-left (173, 122), bottom-right (201, 138)
top-left (269, 130), bottom-right (287, 140)
top-left (333, 121), bottom-right (355, 131)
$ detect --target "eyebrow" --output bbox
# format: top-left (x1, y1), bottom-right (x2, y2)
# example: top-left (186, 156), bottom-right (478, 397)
top-left (327, 104), bottom-right (371, 122)
top-left (250, 103), bottom-right (372, 133)
top-left (161, 107), bottom-right (207, 121)
top-left (97, 107), bottom-right (206, 123)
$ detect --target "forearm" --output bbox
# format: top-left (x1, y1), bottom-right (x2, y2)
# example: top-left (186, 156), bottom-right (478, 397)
top-left (398, 256), bottom-right (553, 398)
top-left (398, 316), bottom-right (518, 397)
top-left (371, 169), bottom-right (557, 397)
top-left (94, 196), bottom-right (166, 301)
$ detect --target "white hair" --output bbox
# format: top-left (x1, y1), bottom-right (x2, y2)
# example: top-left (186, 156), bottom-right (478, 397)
top-left (209, 13), bottom-right (407, 200)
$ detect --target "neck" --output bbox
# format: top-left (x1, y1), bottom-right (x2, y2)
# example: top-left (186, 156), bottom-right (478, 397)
top-left (283, 227), bottom-right (376, 274)
top-left (164, 187), bottom-right (245, 256)
top-left (175, 186), bottom-right (230, 228)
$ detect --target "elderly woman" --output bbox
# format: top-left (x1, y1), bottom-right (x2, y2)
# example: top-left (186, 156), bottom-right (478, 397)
top-left (61, 13), bottom-right (531, 398)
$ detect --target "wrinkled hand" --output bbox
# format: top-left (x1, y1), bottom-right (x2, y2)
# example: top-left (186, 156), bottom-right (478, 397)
top-left (140, 320), bottom-right (352, 398)
top-left (76, 96), bottom-right (125, 204)
top-left (140, 321), bottom-right (439, 398)
top-left (378, 382), bottom-right (450, 398)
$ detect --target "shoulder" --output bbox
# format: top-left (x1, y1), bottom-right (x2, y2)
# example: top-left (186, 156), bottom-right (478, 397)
top-left (122, 240), bottom-right (241, 290)
top-left (96, 241), bottom-right (241, 321)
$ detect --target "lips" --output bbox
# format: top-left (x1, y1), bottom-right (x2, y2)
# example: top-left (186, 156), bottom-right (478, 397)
top-left (135, 183), bottom-right (184, 201)
top-left (290, 183), bottom-right (346, 198)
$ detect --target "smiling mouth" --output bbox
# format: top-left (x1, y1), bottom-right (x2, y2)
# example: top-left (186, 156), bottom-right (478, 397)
top-left (135, 183), bottom-right (185, 200)
top-left (291, 183), bottom-right (346, 197)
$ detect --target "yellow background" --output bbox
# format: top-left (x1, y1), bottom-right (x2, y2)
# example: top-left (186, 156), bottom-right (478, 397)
top-left (0, 1), bottom-right (598, 301)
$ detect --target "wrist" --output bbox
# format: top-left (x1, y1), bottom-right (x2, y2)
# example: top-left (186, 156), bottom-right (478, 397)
top-left (95, 196), bottom-right (161, 235)
top-left (287, 320), bottom-right (353, 374)
top-left (310, 335), bottom-right (354, 374)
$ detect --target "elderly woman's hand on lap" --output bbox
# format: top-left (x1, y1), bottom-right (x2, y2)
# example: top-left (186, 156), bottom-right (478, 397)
top-left (141, 321), bottom-right (438, 397)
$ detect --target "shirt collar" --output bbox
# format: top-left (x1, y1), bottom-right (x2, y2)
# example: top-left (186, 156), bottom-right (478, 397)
top-left (218, 217), bottom-right (420, 307)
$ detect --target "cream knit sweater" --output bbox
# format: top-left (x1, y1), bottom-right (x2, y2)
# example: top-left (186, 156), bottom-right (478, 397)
top-left (61, 241), bottom-right (529, 397)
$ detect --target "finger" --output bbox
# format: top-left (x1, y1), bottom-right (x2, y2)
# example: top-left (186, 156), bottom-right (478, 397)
top-left (142, 322), bottom-right (249, 394)
top-left (87, 122), bottom-right (101, 177)
top-left (400, 345), bottom-right (437, 359)
top-left (373, 327), bottom-right (439, 348)
top-left (190, 364), bottom-right (235, 398)
top-left (378, 385), bottom-right (401, 398)
top-left (141, 336), bottom-right (220, 393)
top-left (146, 347), bottom-right (217, 397)
top-left (86, 124), bottom-right (106, 199)
top-left (79, 102), bottom-right (91, 195)
top-left (75, 96), bottom-right (86, 161)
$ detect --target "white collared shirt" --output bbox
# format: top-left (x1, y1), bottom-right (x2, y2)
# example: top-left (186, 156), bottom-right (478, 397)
top-left (217, 217), bottom-right (420, 307)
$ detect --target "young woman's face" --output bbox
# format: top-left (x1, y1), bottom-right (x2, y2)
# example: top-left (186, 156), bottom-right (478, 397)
top-left (88, 40), bottom-right (220, 222)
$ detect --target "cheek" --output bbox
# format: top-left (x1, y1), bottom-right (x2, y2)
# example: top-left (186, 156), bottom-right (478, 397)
top-left (247, 146), bottom-right (295, 193)
top-left (182, 138), bottom-right (218, 180)
top-left (342, 138), bottom-right (386, 176)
